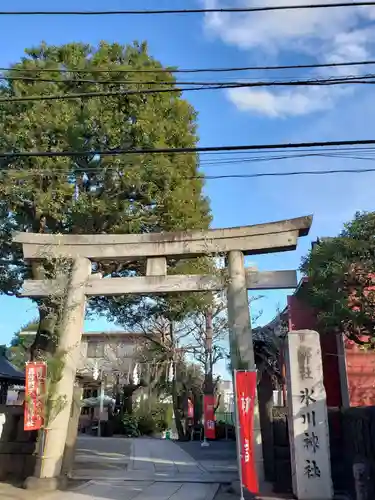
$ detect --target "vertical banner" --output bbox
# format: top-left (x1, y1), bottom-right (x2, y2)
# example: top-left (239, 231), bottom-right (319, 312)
top-left (235, 370), bottom-right (258, 493)
top-left (203, 394), bottom-right (216, 439)
top-left (24, 362), bottom-right (47, 431)
top-left (187, 398), bottom-right (194, 419)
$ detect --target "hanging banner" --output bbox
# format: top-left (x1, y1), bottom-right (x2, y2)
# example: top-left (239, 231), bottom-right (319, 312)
top-left (203, 394), bottom-right (216, 439)
top-left (24, 362), bottom-right (47, 431)
top-left (187, 398), bottom-right (194, 419)
top-left (235, 370), bottom-right (258, 493)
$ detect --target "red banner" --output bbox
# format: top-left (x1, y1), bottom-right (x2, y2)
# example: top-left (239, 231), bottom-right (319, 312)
top-left (187, 398), bottom-right (194, 419)
top-left (203, 394), bottom-right (216, 439)
top-left (24, 362), bottom-right (47, 431)
top-left (235, 371), bottom-right (258, 493)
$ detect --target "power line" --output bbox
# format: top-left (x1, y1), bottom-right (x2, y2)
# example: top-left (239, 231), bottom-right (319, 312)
top-left (199, 151), bottom-right (375, 166)
top-left (1, 166), bottom-right (375, 180)
top-left (2, 76), bottom-right (375, 103)
top-left (2, 139), bottom-right (375, 158)
top-left (3, 59), bottom-right (375, 74)
top-left (5, 150), bottom-right (375, 169)
top-left (2, 74), bottom-right (375, 86)
top-left (2, 3), bottom-right (375, 15)
top-left (203, 168), bottom-right (375, 179)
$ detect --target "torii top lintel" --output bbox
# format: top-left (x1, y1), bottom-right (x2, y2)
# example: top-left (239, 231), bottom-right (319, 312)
top-left (13, 215), bottom-right (312, 261)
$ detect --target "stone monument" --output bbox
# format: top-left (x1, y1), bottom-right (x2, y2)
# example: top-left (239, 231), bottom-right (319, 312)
top-left (285, 330), bottom-right (333, 500)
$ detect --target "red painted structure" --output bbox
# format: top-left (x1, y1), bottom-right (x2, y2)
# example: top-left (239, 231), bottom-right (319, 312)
top-left (282, 278), bottom-right (375, 407)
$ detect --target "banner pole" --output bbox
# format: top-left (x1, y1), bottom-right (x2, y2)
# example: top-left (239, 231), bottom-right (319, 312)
top-left (234, 369), bottom-right (245, 500)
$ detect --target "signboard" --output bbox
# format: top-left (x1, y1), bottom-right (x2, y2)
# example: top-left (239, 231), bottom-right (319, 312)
top-left (203, 394), bottom-right (216, 439)
top-left (24, 362), bottom-right (47, 431)
top-left (235, 370), bottom-right (258, 494)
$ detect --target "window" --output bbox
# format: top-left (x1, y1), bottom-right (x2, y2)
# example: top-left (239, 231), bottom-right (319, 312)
top-left (87, 341), bottom-right (104, 359)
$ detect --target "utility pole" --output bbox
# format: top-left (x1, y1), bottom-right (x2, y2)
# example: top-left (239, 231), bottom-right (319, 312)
top-left (201, 306), bottom-right (214, 448)
top-left (204, 306), bottom-right (214, 395)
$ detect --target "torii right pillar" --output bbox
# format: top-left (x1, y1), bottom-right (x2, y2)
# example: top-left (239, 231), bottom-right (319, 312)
top-left (227, 250), bottom-right (264, 485)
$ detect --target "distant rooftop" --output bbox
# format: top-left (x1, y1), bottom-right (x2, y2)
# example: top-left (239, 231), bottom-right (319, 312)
top-left (0, 355), bottom-right (24, 382)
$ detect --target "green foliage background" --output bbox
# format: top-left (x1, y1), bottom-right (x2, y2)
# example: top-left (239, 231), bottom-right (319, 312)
top-left (0, 40), bottom-right (211, 344)
top-left (301, 211), bottom-right (375, 347)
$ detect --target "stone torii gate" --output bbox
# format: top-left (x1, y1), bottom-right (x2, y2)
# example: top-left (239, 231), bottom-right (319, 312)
top-left (13, 214), bottom-right (312, 488)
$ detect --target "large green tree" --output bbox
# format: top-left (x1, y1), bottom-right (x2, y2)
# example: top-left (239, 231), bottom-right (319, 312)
top-left (301, 211), bottom-right (375, 348)
top-left (0, 41), bottom-right (211, 357)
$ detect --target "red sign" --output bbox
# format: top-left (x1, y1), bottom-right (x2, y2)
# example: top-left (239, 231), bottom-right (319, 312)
top-left (24, 362), bottom-right (47, 431)
top-left (203, 394), bottom-right (216, 439)
top-left (235, 371), bottom-right (258, 493)
top-left (187, 398), bottom-right (194, 419)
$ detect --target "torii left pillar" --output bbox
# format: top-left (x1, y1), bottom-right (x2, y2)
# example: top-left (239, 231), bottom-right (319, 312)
top-left (26, 257), bottom-right (91, 490)
top-left (227, 250), bottom-right (264, 487)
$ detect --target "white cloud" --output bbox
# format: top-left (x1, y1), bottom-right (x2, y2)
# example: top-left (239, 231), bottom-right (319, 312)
top-left (228, 86), bottom-right (334, 117)
top-left (202, 0), bottom-right (375, 117)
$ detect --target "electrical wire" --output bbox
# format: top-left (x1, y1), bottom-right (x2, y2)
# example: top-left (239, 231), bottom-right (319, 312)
top-left (2, 74), bottom-right (375, 85)
top-left (2, 3), bottom-right (375, 15)
top-left (3, 59), bottom-right (375, 74)
top-left (202, 168), bottom-right (375, 179)
top-left (1, 139), bottom-right (375, 158)
top-left (2, 166), bottom-right (375, 180)
top-left (198, 152), bottom-right (375, 166)
top-left (2, 148), bottom-right (375, 181)
top-left (2, 76), bottom-right (375, 103)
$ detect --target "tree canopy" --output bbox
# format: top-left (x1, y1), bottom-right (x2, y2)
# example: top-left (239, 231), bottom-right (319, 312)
top-left (0, 41), bottom-right (211, 342)
top-left (300, 211), bottom-right (375, 348)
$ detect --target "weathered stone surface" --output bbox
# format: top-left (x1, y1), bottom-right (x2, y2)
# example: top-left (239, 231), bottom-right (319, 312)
top-left (29, 257), bottom-right (91, 481)
top-left (285, 330), bottom-right (333, 500)
top-left (146, 257), bottom-right (167, 276)
top-left (14, 215), bottom-right (312, 260)
top-left (24, 475), bottom-right (67, 491)
top-left (226, 250), bottom-right (264, 484)
top-left (21, 270), bottom-right (298, 298)
top-left (13, 215), bottom-right (312, 246)
top-left (21, 231), bottom-right (300, 260)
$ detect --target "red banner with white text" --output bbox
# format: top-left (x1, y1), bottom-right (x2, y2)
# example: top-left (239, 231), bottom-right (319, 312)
top-left (235, 370), bottom-right (258, 493)
top-left (24, 362), bottom-right (47, 431)
top-left (203, 394), bottom-right (216, 439)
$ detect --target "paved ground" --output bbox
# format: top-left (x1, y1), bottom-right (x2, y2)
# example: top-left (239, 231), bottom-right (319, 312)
top-left (72, 436), bottom-right (238, 484)
top-left (49, 436), bottom-right (225, 500)
top-left (73, 435), bottom-right (132, 477)
top-left (1, 436), bottom-right (345, 500)
top-left (177, 441), bottom-right (237, 474)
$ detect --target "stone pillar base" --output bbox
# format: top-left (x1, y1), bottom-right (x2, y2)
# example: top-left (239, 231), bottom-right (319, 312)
top-left (24, 475), bottom-right (68, 491)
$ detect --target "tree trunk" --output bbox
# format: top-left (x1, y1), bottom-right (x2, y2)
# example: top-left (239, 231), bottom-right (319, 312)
top-left (171, 360), bottom-right (185, 440)
top-left (30, 262), bottom-right (60, 360)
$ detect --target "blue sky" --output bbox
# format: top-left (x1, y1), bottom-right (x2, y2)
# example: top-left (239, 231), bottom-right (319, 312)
top-left (1, 0), bottom-right (375, 353)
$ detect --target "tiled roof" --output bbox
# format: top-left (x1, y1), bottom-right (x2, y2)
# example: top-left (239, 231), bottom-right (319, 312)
top-left (0, 356), bottom-right (24, 382)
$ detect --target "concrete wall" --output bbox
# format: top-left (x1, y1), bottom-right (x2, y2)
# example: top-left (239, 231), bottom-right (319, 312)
top-left (0, 405), bottom-right (37, 481)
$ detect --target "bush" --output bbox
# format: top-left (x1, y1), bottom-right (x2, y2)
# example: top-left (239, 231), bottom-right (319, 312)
top-left (138, 414), bottom-right (156, 435)
top-left (134, 400), bottom-right (173, 435)
top-left (121, 413), bottom-right (140, 437)
top-left (153, 402), bottom-right (173, 432)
